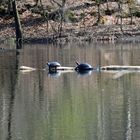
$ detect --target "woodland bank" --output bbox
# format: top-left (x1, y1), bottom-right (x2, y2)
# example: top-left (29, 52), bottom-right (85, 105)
top-left (0, 0), bottom-right (140, 44)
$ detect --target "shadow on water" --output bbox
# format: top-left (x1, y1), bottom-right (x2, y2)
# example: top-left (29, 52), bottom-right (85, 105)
top-left (0, 41), bottom-right (21, 140)
top-left (6, 51), bottom-right (20, 140)
top-left (16, 40), bottom-right (22, 50)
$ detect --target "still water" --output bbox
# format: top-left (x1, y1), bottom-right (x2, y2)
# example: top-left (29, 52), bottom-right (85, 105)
top-left (0, 42), bottom-right (140, 140)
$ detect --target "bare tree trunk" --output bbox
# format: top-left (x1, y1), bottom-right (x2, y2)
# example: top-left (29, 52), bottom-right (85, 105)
top-left (58, 9), bottom-right (63, 37)
top-left (117, 2), bottom-right (123, 33)
top-left (106, 0), bottom-right (109, 10)
top-left (97, 3), bottom-right (101, 24)
top-left (34, 0), bottom-right (39, 6)
top-left (12, 0), bottom-right (22, 49)
top-left (34, 0), bottom-right (43, 6)
top-left (129, 7), bottom-right (133, 24)
top-left (8, 0), bottom-right (12, 15)
top-left (58, 0), bottom-right (66, 37)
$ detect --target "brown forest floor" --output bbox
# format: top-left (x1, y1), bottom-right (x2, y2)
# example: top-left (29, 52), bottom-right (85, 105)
top-left (0, 0), bottom-right (140, 43)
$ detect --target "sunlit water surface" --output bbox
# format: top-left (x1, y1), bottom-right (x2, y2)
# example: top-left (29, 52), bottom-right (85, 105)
top-left (0, 42), bottom-right (140, 140)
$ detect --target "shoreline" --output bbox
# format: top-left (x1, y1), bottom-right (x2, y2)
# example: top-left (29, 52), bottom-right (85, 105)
top-left (1, 24), bottom-right (140, 45)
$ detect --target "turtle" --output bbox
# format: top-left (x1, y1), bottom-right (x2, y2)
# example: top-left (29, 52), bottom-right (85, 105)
top-left (75, 61), bottom-right (93, 71)
top-left (47, 61), bottom-right (61, 72)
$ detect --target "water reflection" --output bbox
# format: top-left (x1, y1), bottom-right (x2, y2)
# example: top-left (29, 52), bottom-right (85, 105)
top-left (0, 43), bottom-right (140, 140)
top-left (0, 50), bottom-right (20, 140)
top-left (48, 71), bottom-right (62, 78)
top-left (47, 70), bottom-right (93, 78)
top-left (76, 70), bottom-right (93, 77)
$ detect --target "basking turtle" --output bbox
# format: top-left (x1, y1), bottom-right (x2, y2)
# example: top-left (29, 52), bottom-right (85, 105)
top-left (75, 61), bottom-right (93, 71)
top-left (47, 61), bottom-right (61, 72)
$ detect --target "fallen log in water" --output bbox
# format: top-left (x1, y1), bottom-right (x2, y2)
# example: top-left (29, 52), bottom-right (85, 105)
top-left (20, 65), bottom-right (140, 71)
top-left (101, 65), bottom-right (140, 71)
top-left (19, 65), bottom-right (140, 76)
top-left (56, 66), bottom-right (75, 71)
top-left (19, 65), bottom-right (75, 73)
top-left (19, 66), bottom-right (36, 73)
top-left (20, 66), bottom-right (36, 70)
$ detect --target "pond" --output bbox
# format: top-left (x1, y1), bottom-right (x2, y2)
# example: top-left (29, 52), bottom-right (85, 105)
top-left (0, 42), bottom-right (140, 140)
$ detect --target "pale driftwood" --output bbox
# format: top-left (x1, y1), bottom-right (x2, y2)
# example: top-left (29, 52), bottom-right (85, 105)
top-left (19, 66), bottom-right (75, 72)
top-left (56, 66), bottom-right (75, 70)
top-left (19, 66), bottom-right (36, 71)
top-left (20, 69), bottom-right (36, 73)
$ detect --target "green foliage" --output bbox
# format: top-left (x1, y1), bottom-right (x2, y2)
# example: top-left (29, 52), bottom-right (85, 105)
top-left (65, 10), bottom-right (78, 22)
top-left (127, 0), bottom-right (136, 7)
top-left (133, 10), bottom-right (140, 17)
top-left (127, 6), bottom-right (140, 17)
top-left (95, 0), bottom-right (102, 4)
top-left (0, 5), bottom-right (6, 14)
top-left (0, 0), bottom-right (9, 6)
top-left (122, 12), bottom-right (130, 18)
top-left (105, 9), bottom-right (115, 15)
top-left (46, 5), bottom-right (53, 12)
top-left (80, 12), bottom-right (85, 18)
top-left (89, 11), bottom-right (96, 16)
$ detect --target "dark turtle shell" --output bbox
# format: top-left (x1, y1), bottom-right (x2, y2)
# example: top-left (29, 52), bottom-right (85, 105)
top-left (75, 62), bottom-right (93, 71)
top-left (47, 61), bottom-right (61, 68)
